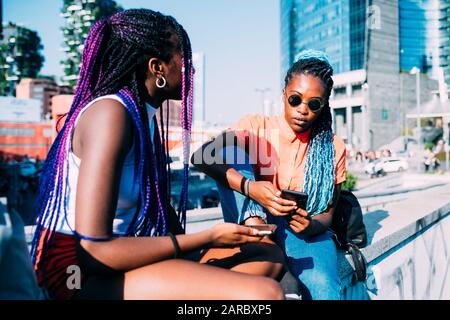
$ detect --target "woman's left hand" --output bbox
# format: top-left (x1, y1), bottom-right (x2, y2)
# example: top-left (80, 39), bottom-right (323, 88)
top-left (287, 208), bottom-right (312, 234)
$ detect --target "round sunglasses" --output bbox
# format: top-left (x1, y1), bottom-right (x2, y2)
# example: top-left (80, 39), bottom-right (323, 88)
top-left (286, 94), bottom-right (324, 113)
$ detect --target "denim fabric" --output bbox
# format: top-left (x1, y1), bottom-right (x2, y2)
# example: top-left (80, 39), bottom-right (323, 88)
top-left (216, 146), bottom-right (341, 300)
top-left (216, 146), bottom-right (267, 224)
top-left (271, 217), bottom-right (341, 300)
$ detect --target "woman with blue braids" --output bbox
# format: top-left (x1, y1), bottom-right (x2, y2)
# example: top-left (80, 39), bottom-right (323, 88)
top-left (31, 9), bottom-right (285, 300)
top-left (192, 50), bottom-right (347, 300)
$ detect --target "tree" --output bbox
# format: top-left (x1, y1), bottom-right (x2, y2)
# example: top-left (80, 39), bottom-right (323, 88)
top-left (0, 23), bottom-right (45, 96)
top-left (60, 0), bottom-right (123, 89)
top-left (342, 172), bottom-right (358, 191)
top-left (0, 43), bottom-right (8, 95)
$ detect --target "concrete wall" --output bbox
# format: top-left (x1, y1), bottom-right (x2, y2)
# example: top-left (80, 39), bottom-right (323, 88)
top-left (186, 182), bottom-right (450, 300)
top-left (13, 182), bottom-right (450, 300)
top-left (339, 182), bottom-right (450, 299)
top-left (341, 212), bottom-right (450, 299)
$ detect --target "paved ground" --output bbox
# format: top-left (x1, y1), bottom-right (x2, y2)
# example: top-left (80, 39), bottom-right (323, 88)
top-left (348, 159), bottom-right (450, 192)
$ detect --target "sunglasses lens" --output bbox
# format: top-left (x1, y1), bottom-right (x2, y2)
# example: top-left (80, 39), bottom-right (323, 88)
top-left (308, 99), bottom-right (322, 112)
top-left (288, 95), bottom-right (302, 107)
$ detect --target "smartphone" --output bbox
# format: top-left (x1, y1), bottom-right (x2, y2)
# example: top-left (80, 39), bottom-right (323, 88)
top-left (250, 224), bottom-right (277, 236)
top-left (281, 190), bottom-right (309, 214)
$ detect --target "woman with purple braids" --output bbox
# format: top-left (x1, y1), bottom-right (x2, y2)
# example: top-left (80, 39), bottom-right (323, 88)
top-left (31, 9), bottom-right (285, 300)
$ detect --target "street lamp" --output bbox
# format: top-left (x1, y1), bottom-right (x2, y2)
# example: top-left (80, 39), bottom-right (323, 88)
top-left (362, 82), bottom-right (370, 151)
top-left (410, 66), bottom-right (421, 171)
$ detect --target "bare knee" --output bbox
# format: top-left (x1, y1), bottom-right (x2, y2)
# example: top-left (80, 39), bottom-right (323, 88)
top-left (241, 278), bottom-right (284, 300)
top-left (257, 278), bottom-right (285, 300)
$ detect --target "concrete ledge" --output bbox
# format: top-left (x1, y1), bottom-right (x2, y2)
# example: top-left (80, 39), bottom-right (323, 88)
top-left (342, 182), bottom-right (450, 299)
top-left (339, 200), bottom-right (450, 279)
top-left (186, 207), bottom-right (223, 223)
top-left (22, 184), bottom-right (450, 280)
top-left (17, 180), bottom-right (450, 299)
top-left (186, 182), bottom-right (450, 300)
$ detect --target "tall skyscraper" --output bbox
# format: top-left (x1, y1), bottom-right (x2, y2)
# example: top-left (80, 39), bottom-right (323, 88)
top-left (439, 0), bottom-right (450, 83)
top-left (0, 22), bottom-right (45, 96)
top-left (281, 0), bottom-right (444, 80)
top-left (280, 0), bottom-right (294, 83)
top-left (192, 52), bottom-right (206, 128)
top-left (280, 0), bottom-right (441, 150)
top-left (399, 0), bottom-right (441, 79)
top-left (280, 0), bottom-right (366, 77)
top-left (60, 0), bottom-right (122, 88)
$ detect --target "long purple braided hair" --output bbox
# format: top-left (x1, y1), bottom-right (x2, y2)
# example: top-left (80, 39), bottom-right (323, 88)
top-left (31, 9), bottom-right (194, 265)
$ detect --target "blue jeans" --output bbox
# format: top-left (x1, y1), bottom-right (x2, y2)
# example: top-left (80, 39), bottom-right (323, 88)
top-left (216, 146), bottom-right (341, 300)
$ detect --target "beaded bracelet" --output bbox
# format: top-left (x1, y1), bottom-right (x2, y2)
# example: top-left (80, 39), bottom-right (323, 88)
top-left (244, 178), bottom-right (251, 197)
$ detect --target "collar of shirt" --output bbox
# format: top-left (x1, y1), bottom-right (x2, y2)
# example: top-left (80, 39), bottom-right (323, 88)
top-left (277, 114), bottom-right (311, 144)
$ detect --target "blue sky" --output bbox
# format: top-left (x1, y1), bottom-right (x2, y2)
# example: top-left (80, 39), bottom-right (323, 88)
top-left (3, 0), bottom-right (281, 125)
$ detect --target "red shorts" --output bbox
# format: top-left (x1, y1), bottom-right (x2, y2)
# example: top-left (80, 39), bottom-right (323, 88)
top-left (35, 231), bottom-right (124, 300)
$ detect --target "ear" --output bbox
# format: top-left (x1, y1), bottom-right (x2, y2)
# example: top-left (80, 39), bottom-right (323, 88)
top-left (282, 89), bottom-right (287, 102)
top-left (148, 57), bottom-right (165, 77)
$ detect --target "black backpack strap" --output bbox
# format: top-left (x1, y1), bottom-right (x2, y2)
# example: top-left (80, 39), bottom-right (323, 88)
top-left (331, 232), bottom-right (346, 250)
top-left (347, 243), bottom-right (367, 283)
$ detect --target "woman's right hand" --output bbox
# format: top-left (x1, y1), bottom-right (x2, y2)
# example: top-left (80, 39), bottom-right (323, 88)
top-left (248, 181), bottom-right (297, 216)
top-left (207, 223), bottom-right (262, 247)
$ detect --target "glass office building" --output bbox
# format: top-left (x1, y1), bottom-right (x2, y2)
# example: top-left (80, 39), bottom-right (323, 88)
top-left (440, 0), bottom-right (450, 83)
top-left (281, 0), bottom-right (443, 79)
top-left (280, 0), bottom-right (294, 83)
top-left (280, 0), bottom-right (441, 149)
top-left (280, 0), bottom-right (366, 78)
top-left (399, 0), bottom-right (440, 78)
top-left (349, 0), bottom-right (366, 71)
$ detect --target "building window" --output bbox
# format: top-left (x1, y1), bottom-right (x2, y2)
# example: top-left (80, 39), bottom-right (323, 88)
top-left (352, 84), bottom-right (362, 96)
top-left (43, 128), bottom-right (53, 137)
top-left (382, 108), bottom-right (389, 121)
top-left (0, 127), bottom-right (35, 136)
top-left (334, 87), bottom-right (346, 97)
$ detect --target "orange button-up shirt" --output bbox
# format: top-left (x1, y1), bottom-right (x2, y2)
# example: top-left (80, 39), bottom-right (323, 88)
top-left (230, 114), bottom-right (346, 191)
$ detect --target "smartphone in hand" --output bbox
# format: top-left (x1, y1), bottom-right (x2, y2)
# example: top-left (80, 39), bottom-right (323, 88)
top-left (281, 190), bottom-right (308, 209)
top-left (281, 190), bottom-right (309, 217)
top-left (250, 224), bottom-right (277, 236)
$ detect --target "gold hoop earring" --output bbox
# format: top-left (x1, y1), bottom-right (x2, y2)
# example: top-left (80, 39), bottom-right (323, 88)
top-left (156, 76), bottom-right (167, 88)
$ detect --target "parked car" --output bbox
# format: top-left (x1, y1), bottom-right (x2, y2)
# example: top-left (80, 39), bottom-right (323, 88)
top-left (379, 157), bottom-right (409, 173)
top-left (365, 157), bottom-right (409, 177)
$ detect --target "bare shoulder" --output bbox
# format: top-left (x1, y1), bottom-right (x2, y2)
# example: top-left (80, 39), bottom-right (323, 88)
top-left (79, 98), bottom-right (131, 127)
top-left (74, 98), bottom-right (134, 159)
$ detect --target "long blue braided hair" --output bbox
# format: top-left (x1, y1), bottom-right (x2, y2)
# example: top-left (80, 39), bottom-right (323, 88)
top-left (285, 50), bottom-right (336, 216)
